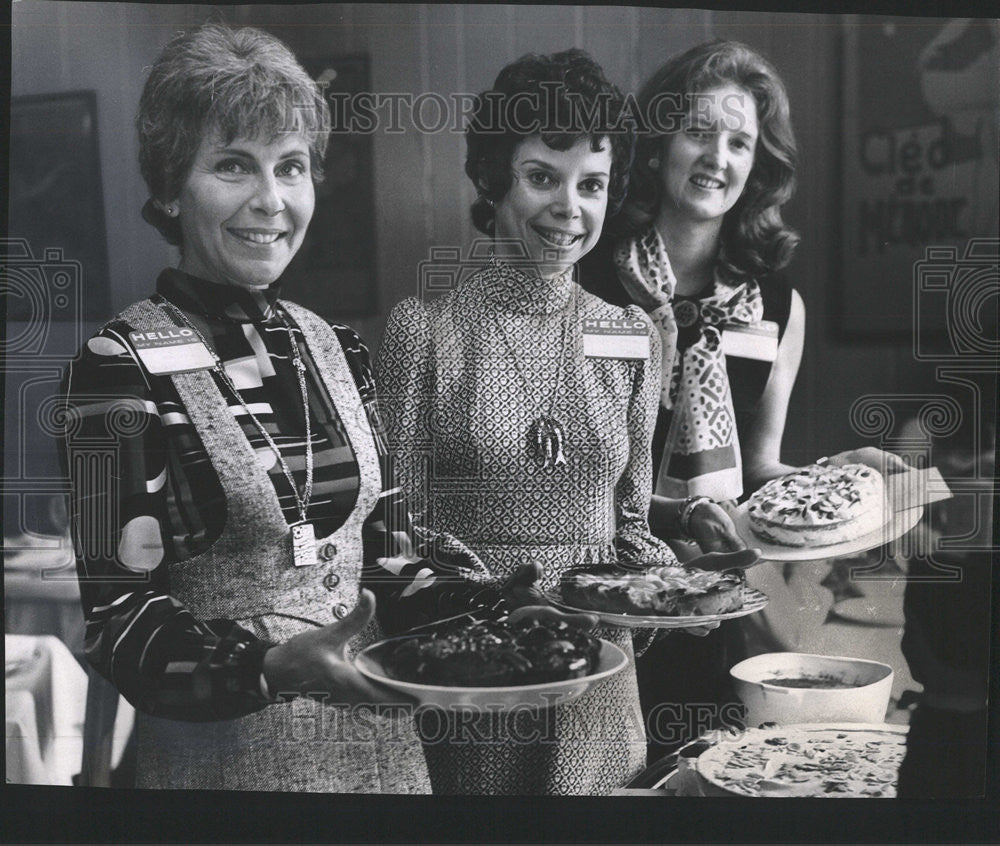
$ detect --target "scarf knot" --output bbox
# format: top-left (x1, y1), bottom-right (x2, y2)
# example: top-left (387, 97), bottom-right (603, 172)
top-left (614, 226), bottom-right (764, 500)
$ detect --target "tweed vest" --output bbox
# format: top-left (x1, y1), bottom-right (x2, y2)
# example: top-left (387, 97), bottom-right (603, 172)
top-left (119, 298), bottom-right (428, 793)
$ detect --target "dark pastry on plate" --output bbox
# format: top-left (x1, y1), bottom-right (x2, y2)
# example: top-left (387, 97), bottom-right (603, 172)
top-left (383, 617), bottom-right (601, 687)
top-left (559, 565), bottom-right (745, 617)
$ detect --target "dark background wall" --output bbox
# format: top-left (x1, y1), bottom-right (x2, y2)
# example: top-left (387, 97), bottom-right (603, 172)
top-left (6, 2), bottom-right (995, 535)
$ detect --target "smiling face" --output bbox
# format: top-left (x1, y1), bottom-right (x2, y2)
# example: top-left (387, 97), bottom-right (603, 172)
top-left (657, 83), bottom-right (759, 228)
top-left (493, 135), bottom-right (613, 280)
top-left (173, 129), bottom-right (315, 290)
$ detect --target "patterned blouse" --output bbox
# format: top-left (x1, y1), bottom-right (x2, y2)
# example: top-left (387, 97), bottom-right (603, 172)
top-left (61, 269), bottom-right (500, 722)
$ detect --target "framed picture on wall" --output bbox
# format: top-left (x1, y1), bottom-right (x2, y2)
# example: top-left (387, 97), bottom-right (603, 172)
top-left (839, 17), bottom-right (999, 341)
top-left (7, 91), bottom-right (110, 321)
top-left (279, 54), bottom-right (378, 319)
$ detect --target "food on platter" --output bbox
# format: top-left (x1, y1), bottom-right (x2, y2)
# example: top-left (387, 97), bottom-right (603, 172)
top-left (382, 617), bottom-right (601, 687)
top-left (559, 564), bottom-right (744, 617)
top-left (696, 725), bottom-right (906, 798)
top-left (746, 463), bottom-right (885, 547)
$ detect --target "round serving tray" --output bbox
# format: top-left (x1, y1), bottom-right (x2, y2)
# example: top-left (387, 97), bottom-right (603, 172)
top-left (354, 636), bottom-right (628, 712)
top-left (732, 499), bottom-right (924, 562)
top-left (543, 586), bottom-right (769, 630)
top-left (694, 722), bottom-right (908, 798)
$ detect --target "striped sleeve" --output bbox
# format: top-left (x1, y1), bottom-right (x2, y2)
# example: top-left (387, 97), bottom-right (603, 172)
top-left (61, 325), bottom-right (275, 721)
top-left (332, 325), bottom-right (506, 636)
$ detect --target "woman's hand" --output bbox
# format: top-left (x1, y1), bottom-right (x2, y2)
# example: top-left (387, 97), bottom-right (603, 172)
top-left (507, 604), bottom-right (600, 630)
top-left (828, 447), bottom-right (910, 475)
top-left (686, 547), bottom-right (761, 572)
top-left (503, 562), bottom-right (599, 629)
top-left (262, 590), bottom-right (405, 705)
top-left (686, 499), bottom-right (747, 552)
top-left (502, 561), bottom-right (550, 610)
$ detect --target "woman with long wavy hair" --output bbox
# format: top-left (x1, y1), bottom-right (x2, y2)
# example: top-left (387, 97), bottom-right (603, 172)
top-left (582, 40), bottom-right (907, 761)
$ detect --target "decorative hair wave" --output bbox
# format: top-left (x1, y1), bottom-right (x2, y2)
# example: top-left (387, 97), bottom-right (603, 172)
top-left (619, 40), bottom-right (799, 277)
top-left (464, 49), bottom-right (635, 235)
top-left (136, 23), bottom-right (330, 245)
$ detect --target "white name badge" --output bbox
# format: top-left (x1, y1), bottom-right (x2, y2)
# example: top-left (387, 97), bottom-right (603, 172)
top-left (582, 318), bottom-right (650, 360)
top-left (129, 328), bottom-right (215, 375)
top-left (720, 320), bottom-right (779, 362)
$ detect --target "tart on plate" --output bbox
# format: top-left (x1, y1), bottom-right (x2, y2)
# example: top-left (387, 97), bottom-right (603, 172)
top-left (559, 564), bottom-right (745, 617)
top-left (695, 724), bottom-right (907, 798)
top-left (746, 463), bottom-right (885, 547)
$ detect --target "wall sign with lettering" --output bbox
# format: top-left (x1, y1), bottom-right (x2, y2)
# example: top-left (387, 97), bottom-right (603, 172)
top-left (840, 16), bottom-right (998, 340)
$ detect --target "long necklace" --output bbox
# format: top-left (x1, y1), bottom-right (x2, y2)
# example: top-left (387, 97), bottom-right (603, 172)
top-left (155, 296), bottom-right (318, 566)
top-left (495, 275), bottom-right (577, 471)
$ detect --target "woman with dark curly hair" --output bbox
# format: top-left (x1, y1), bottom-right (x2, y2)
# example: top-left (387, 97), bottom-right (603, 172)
top-left (375, 48), bottom-right (754, 795)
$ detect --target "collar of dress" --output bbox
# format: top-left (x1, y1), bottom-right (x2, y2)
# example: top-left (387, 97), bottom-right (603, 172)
top-left (156, 267), bottom-right (282, 325)
top-left (478, 255), bottom-right (576, 316)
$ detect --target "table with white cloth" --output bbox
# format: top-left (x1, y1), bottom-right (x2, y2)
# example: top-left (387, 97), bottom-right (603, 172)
top-left (6, 635), bottom-right (134, 786)
top-left (4, 536), bottom-right (85, 651)
top-left (5, 538), bottom-right (136, 786)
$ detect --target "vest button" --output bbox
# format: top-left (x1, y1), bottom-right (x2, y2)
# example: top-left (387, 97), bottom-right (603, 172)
top-left (323, 572), bottom-right (341, 591)
top-left (319, 542), bottom-right (338, 561)
top-left (333, 603), bottom-right (349, 619)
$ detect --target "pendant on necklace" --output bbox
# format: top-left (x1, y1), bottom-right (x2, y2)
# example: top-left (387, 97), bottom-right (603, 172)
top-left (529, 416), bottom-right (566, 470)
top-left (291, 522), bottom-right (317, 567)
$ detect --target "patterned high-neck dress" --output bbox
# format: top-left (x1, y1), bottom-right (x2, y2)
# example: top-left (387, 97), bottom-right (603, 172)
top-left (375, 257), bottom-right (678, 795)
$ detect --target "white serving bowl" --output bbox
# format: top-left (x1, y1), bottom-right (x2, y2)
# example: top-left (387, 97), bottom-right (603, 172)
top-left (355, 637), bottom-right (628, 712)
top-left (730, 652), bottom-right (894, 727)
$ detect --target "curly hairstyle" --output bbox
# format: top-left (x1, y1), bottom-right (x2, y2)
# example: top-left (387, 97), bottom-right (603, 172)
top-left (137, 23), bottom-right (330, 246)
top-left (620, 40), bottom-right (799, 277)
top-left (465, 49), bottom-right (635, 235)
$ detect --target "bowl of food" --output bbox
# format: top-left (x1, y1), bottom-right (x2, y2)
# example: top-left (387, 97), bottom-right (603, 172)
top-left (355, 617), bottom-right (628, 711)
top-left (729, 652), bottom-right (894, 726)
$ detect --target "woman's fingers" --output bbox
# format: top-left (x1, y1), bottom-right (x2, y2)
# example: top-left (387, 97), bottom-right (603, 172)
top-left (689, 501), bottom-right (748, 552)
top-left (326, 588), bottom-right (377, 646)
top-left (688, 548), bottom-right (761, 571)
top-left (506, 561), bottom-right (544, 588)
top-left (508, 605), bottom-right (599, 630)
top-left (683, 621), bottom-right (721, 637)
top-left (833, 447), bottom-right (910, 475)
top-left (502, 562), bottom-right (549, 610)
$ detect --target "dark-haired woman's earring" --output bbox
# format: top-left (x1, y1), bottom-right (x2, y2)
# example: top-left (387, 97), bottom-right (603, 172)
top-left (485, 198), bottom-right (495, 209)
top-left (165, 205), bottom-right (178, 217)
top-left (647, 157), bottom-right (660, 170)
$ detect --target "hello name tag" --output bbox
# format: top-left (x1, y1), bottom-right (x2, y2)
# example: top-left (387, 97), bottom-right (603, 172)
top-left (129, 328), bottom-right (215, 375)
top-left (720, 320), bottom-right (779, 362)
top-left (582, 318), bottom-right (650, 360)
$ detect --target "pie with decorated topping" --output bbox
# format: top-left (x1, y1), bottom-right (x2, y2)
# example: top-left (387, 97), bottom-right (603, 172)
top-left (559, 565), bottom-right (744, 617)
top-left (746, 463), bottom-right (885, 547)
top-left (695, 725), bottom-right (906, 797)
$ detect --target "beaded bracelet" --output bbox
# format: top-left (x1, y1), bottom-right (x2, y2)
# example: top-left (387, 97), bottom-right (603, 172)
top-left (678, 495), bottom-right (714, 539)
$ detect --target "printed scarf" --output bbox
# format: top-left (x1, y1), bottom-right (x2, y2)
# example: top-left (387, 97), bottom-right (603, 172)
top-left (614, 226), bottom-right (763, 500)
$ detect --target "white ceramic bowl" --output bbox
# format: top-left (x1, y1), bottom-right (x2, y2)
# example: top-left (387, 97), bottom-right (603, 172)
top-left (730, 652), bottom-right (894, 727)
top-left (355, 637), bottom-right (628, 712)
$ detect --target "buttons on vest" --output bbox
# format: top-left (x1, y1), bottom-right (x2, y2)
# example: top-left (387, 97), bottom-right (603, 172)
top-left (333, 603), bottom-right (349, 619)
top-left (318, 542), bottom-right (338, 561)
top-left (323, 572), bottom-right (341, 592)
